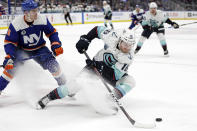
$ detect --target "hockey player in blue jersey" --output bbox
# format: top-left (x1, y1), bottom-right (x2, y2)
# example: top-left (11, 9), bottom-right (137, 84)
top-left (129, 5), bottom-right (145, 30)
top-left (0, 0), bottom-right (70, 100)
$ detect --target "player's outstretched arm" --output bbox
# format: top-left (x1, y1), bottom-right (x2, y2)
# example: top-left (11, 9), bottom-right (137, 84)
top-left (166, 18), bottom-right (179, 29)
top-left (44, 19), bottom-right (63, 56)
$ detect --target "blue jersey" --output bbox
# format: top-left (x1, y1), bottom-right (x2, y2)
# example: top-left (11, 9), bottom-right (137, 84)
top-left (131, 9), bottom-right (145, 22)
top-left (4, 15), bottom-right (61, 58)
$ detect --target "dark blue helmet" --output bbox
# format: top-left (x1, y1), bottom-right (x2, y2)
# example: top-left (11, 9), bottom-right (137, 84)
top-left (21, 0), bottom-right (39, 11)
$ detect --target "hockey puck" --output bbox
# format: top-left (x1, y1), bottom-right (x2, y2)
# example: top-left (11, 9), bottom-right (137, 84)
top-left (155, 118), bottom-right (162, 122)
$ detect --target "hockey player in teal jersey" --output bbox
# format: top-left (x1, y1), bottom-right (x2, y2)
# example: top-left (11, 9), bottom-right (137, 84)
top-left (37, 26), bottom-right (136, 110)
top-left (103, 1), bottom-right (114, 29)
top-left (134, 2), bottom-right (179, 56)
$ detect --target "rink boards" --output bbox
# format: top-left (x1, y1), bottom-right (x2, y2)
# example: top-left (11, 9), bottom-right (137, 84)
top-left (0, 11), bottom-right (197, 29)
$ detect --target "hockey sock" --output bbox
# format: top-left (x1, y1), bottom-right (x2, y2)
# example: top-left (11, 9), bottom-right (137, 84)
top-left (48, 85), bottom-right (69, 100)
top-left (135, 45), bottom-right (142, 54)
top-left (46, 59), bottom-right (67, 86)
top-left (162, 45), bottom-right (167, 51)
top-left (113, 83), bottom-right (132, 99)
top-left (0, 75), bottom-right (10, 91)
top-left (110, 24), bottom-right (114, 29)
top-left (159, 39), bottom-right (167, 51)
top-left (135, 36), bottom-right (146, 54)
top-left (54, 74), bottom-right (66, 86)
top-left (109, 21), bottom-right (113, 29)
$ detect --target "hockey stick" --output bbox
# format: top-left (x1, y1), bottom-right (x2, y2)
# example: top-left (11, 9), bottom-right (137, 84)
top-left (84, 51), bottom-right (156, 128)
top-left (159, 21), bottom-right (197, 30)
top-left (0, 53), bottom-right (50, 68)
top-left (179, 21), bottom-right (197, 27)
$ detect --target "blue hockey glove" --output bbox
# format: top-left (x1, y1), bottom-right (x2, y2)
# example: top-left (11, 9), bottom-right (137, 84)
top-left (3, 55), bottom-right (14, 70)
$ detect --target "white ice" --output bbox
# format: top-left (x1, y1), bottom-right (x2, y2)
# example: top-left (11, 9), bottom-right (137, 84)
top-left (0, 20), bottom-right (197, 131)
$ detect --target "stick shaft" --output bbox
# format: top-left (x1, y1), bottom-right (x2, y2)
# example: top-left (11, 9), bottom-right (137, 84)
top-left (84, 51), bottom-right (135, 125)
top-left (159, 21), bottom-right (197, 30)
top-left (0, 53), bottom-right (50, 68)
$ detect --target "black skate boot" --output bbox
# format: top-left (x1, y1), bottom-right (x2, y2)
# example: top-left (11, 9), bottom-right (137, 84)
top-left (164, 50), bottom-right (169, 56)
top-left (36, 95), bottom-right (51, 109)
top-left (134, 46), bottom-right (141, 54)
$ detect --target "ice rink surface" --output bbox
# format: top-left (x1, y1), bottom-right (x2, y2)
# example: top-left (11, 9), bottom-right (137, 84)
top-left (0, 20), bottom-right (197, 131)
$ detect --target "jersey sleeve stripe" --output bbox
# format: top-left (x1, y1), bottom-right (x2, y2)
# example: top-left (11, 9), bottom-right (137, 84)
top-left (46, 29), bottom-right (57, 37)
top-left (51, 42), bottom-right (61, 46)
top-left (4, 40), bottom-right (18, 46)
top-left (3, 70), bottom-right (13, 80)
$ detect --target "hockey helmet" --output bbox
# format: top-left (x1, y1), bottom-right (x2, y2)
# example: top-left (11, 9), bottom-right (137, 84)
top-left (135, 4), bottom-right (140, 8)
top-left (22, 0), bottom-right (39, 11)
top-left (149, 2), bottom-right (157, 9)
top-left (103, 1), bottom-right (107, 4)
top-left (119, 29), bottom-right (135, 47)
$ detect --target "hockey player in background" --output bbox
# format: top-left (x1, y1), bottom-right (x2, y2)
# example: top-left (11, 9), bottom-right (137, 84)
top-left (103, 1), bottom-right (114, 29)
top-left (0, 0), bottom-right (70, 98)
top-left (134, 2), bottom-right (179, 56)
top-left (129, 5), bottom-right (145, 30)
top-left (63, 3), bottom-right (73, 25)
top-left (37, 26), bottom-right (136, 111)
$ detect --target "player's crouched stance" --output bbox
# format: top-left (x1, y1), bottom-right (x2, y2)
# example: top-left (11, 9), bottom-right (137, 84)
top-left (0, 0), bottom-right (68, 108)
top-left (134, 2), bottom-right (179, 56)
top-left (76, 26), bottom-right (136, 113)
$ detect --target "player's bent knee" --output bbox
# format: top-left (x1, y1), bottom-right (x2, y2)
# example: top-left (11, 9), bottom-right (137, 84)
top-left (115, 75), bottom-right (136, 97)
top-left (115, 83), bottom-right (132, 97)
top-left (124, 76), bottom-right (136, 88)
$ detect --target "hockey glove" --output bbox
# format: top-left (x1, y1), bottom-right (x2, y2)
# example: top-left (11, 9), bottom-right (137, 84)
top-left (152, 27), bottom-right (159, 32)
top-left (51, 42), bottom-right (63, 56)
top-left (172, 22), bottom-right (179, 29)
top-left (3, 55), bottom-right (14, 70)
top-left (133, 20), bottom-right (138, 25)
top-left (86, 59), bottom-right (104, 73)
top-left (76, 35), bottom-right (91, 54)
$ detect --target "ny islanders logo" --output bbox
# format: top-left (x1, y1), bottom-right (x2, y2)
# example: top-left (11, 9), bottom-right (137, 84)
top-left (23, 31), bottom-right (41, 46)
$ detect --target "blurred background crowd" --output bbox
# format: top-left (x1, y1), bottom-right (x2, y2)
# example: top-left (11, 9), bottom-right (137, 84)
top-left (0, 0), bottom-right (197, 15)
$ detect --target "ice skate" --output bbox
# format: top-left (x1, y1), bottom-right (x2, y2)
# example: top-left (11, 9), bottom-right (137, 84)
top-left (36, 95), bottom-right (50, 110)
top-left (164, 50), bottom-right (169, 56)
